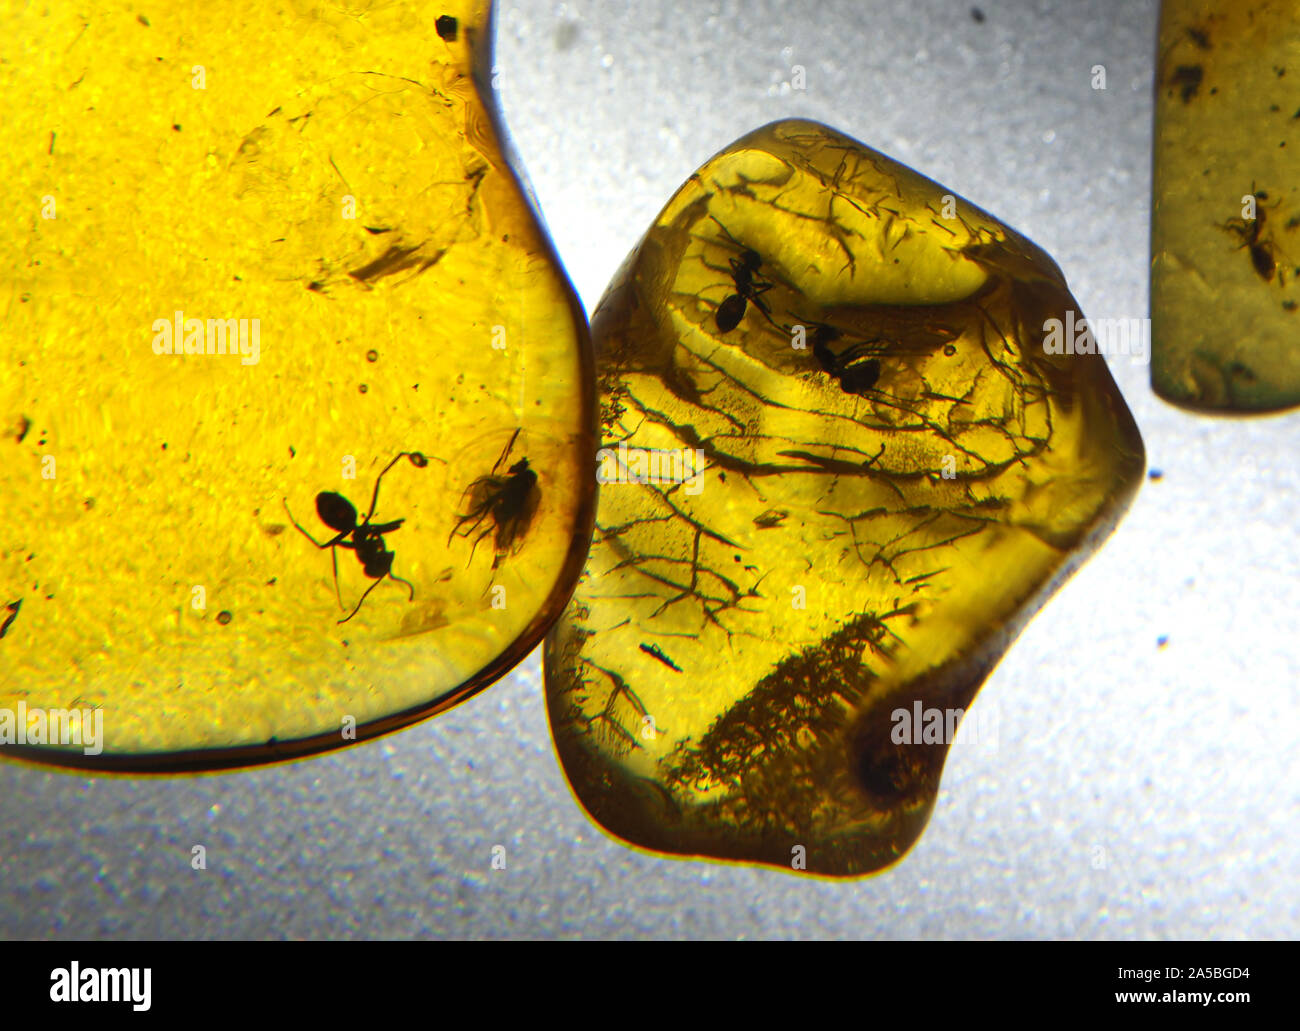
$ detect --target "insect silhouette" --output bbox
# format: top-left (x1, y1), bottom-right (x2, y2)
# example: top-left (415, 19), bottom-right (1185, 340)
top-left (0, 598), bottom-right (21, 639)
top-left (449, 429), bottom-right (540, 569)
top-left (284, 451), bottom-right (428, 624)
top-left (710, 217), bottom-right (775, 332)
top-left (811, 323), bottom-right (885, 395)
top-left (639, 641), bottom-right (682, 673)
top-left (1222, 185), bottom-right (1284, 283)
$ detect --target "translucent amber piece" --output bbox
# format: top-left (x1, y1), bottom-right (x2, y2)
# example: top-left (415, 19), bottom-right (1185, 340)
top-left (0, 1), bottom-right (594, 767)
top-left (544, 120), bottom-right (1144, 877)
top-left (1152, 0), bottom-right (1300, 411)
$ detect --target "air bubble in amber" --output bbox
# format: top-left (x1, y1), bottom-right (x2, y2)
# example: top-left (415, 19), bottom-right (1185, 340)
top-left (544, 119), bottom-right (1144, 877)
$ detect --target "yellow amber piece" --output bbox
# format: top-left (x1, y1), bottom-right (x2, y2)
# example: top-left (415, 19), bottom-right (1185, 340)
top-left (0, 1), bottom-right (594, 767)
top-left (1152, 0), bottom-right (1300, 411)
top-left (544, 120), bottom-right (1144, 877)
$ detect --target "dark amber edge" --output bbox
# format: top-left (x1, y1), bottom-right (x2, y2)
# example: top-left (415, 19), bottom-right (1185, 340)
top-left (7, 0), bottom-right (598, 774)
top-left (1148, 378), bottom-right (1300, 417)
top-left (544, 120), bottom-right (1148, 875)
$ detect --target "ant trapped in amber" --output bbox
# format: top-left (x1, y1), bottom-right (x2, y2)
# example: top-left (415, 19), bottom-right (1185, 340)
top-left (284, 451), bottom-right (429, 624)
top-left (709, 216), bottom-right (775, 332)
top-left (1221, 183), bottom-right (1288, 283)
top-left (449, 429), bottom-right (540, 569)
top-left (811, 323), bottom-right (885, 395)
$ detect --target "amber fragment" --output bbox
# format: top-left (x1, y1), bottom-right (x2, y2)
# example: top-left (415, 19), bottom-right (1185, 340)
top-left (544, 120), bottom-right (1144, 877)
top-left (1152, 0), bottom-right (1300, 411)
top-left (0, 1), bottom-right (594, 767)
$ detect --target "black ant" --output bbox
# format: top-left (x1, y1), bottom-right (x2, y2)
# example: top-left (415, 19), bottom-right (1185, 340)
top-left (449, 429), bottom-right (540, 569)
top-left (1222, 184), bottom-right (1283, 282)
top-left (811, 323), bottom-right (885, 395)
top-left (709, 216), bottom-right (775, 332)
top-left (284, 451), bottom-right (428, 624)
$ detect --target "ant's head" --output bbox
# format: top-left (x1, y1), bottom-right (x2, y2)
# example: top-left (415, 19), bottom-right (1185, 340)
top-left (811, 322), bottom-right (841, 344)
top-left (508, 459), bottom-right (531, 476)
top-left (738, 249), bottom-right (761, 271)
top-left (316, 491), bottom-right (359, 533)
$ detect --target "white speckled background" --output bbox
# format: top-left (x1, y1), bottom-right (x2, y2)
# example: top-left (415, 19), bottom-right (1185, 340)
top-left (2, 0), bottom-right (1296, 940)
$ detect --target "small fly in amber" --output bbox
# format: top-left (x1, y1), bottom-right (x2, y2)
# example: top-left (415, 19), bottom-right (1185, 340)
top-left (449, 429), bottom-right (540, 568)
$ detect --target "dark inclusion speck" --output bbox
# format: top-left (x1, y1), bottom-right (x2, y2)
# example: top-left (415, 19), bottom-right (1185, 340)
top-left (436, 15), bottom-right (458, 42)
top-left (1170, 64), bottom-right (1203, 102)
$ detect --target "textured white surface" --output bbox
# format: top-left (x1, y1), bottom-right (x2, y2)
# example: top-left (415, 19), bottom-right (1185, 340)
top-left (1, 0), bottom-right (1296, 939)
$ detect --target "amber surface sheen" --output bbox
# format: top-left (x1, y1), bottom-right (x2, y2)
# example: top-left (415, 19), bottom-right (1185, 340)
top-left (1152, 0), bottom-right (1300, 411)
top-left (0, 1), bottom-right (595, 766)
top-left (544, 120), bottom-right (1144, 877)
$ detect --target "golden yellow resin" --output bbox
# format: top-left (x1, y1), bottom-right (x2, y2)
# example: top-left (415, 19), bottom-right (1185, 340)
top-left (544, 120), bottom-right (1144, 876)
top-left (0, 1), bottom-right (594, 767)
top-left (1152, 0), bottom-right (1300, 411)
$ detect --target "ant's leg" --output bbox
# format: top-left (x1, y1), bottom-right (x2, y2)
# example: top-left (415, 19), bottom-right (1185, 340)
top-left (284, 497), bottom-right (350, 609)
top-left (283, 499), bottom-right (345, 549)
top-left (359, 449), bottom-right (436, 525)
top-left (838, 338), bottom-right (889, 366)
top-left (361, 453), bottom-right (411, 524)
top-left (337, 577), bottom-right (385, 624)
top-left (748, 281), bottom-right (784, 329)
top-left (330, 544), bottom-right (344, 609)
top-left (386, 569), bottom-right (416, 600)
